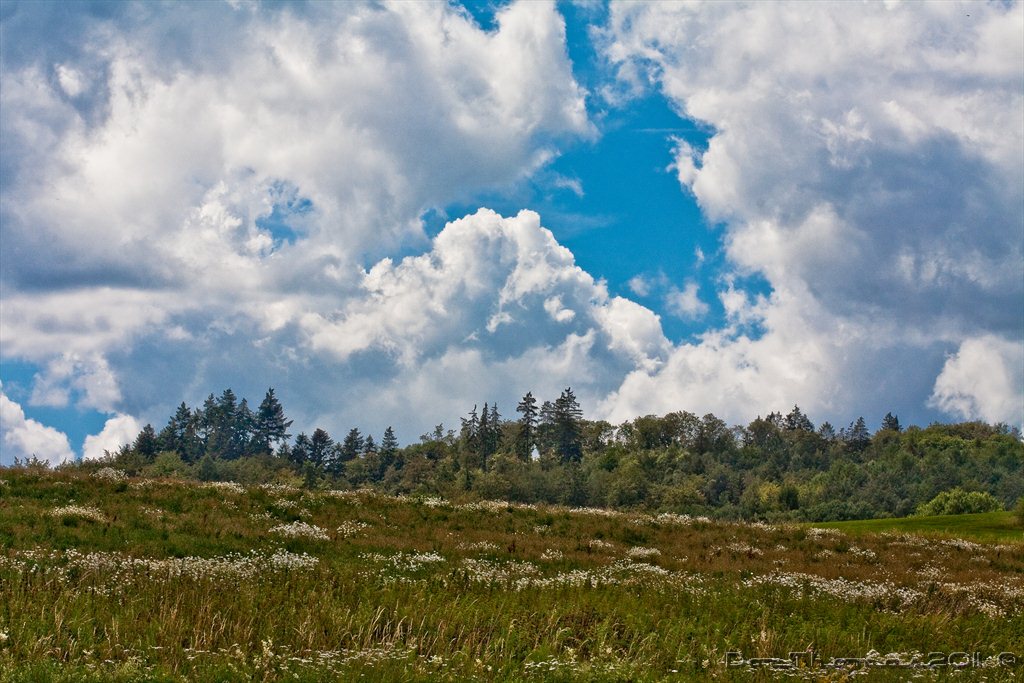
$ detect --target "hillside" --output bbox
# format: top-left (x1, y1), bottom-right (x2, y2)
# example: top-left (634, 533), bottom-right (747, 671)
top-left (0, 466), bottom-right (1021, 681)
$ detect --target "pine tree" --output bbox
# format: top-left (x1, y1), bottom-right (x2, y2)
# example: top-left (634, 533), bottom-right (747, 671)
top-left (133, 424), bottom-right (158, 461)
top-left (234, 398), bottom-right (254, 458)
top-left (381, 427), bottom-right (399, 457)
top-left (515, 391), bottom-right (538, 460)
top-left (487, 403), bottom-right (500, 454)
top-left (309, 428), bottom-right (333, 468)
top-left (817, 421), bottom-right (837, 443)
top-left (845, 416), bottom-right (871, 452)
top-left (340, 428), bottom-right (364, 461)
top-left (379, 426), bottom-right (399, 474)
top-left (363, 435), bottom-right (377, 455)
top-left (480, 403), bottom-right (500, 468)
top-left (254, 388), bottom-right (292, 454)
top-left (880, 412), bottom-right (902, 433)
top-left (460, 405), bottom-right (480, 461)
top-left (783, 405), bottom-right (814, 432)
top-left (290, 433), bottom-right (311, 467)
top-left (478, 402), bottom-right (490, 459)
top-left (552, 387), bottom-right (583, 464)
top-left (158, 402), bottom-right (193, 456)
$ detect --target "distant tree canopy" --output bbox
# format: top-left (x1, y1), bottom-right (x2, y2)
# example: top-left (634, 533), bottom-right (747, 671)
top-left (95, 387), bottom-right (1022, 523)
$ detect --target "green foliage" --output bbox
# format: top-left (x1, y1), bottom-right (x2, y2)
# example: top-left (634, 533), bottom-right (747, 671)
top-left (1015, 497), bottom-right (1024, 528)
top-left (104, 386), bottom-right (1023, 523)
top-left (917, 487), bottom-right (1003, 516)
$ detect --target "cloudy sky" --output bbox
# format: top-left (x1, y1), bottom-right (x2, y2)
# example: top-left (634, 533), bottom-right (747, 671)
top-left (1, 0), bottom-right (1021, 465)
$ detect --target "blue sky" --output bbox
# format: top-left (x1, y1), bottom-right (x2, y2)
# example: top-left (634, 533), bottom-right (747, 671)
top-left (1, 0), bottom-right (1021, 463)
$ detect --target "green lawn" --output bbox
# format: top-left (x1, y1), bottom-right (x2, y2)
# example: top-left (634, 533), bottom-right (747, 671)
top-left (813, 511), bottom-right (1023, 542)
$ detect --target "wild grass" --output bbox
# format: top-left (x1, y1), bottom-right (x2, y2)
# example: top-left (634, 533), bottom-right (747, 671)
top-left (814, 511), bottom-right (1022, 542)
top-left (0, 468), bottom-right (1021, 681)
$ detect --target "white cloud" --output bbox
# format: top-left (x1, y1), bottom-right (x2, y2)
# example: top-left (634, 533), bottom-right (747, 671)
top-left (0, 384), bottom-right (75, 467)
top-left (0, 2), bottom-right (597, 438)
top-left (627, 275), bottom-right (651, 297)
top-left (600, 0), bottom-right (1024, 425)
top-left (29, 354), bottom-right (122, 412)
top-left (551, 174), bottom-right (585, 198)
top-left (82, 414), bottom-right (142, 462)
top-left (665, 281), bottom-right (708, 320)
top-left (929, 336), bottom-right (1024, 427)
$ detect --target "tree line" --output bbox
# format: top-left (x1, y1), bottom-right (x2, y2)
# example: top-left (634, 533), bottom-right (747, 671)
top-left (102, 387), bottom-right (1022, 522)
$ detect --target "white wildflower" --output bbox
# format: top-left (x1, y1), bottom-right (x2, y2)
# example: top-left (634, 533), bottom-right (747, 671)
top-left (269, 521), bottom-right (329, 541)
top-left (91, 467), bottom-right (127, 482)
top-left (49, 505), bottom-right (106, 523)
top-left (336, 521), bottom-right (370, 538)
top-left (204, 481), bottom-right (245, 495)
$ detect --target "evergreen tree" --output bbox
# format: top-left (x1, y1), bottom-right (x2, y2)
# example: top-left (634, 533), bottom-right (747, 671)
top-left (309, 428), bottom-right (333, 468)
top-left (480, 403), bottom-right (500, 468)
top-left (133, 424), bottom-right (159, 460)
top-left (478, 402), bottom-right (490, 458)
top-left (817, 421), bottom-right (837, 443)
top-left (204, 389), bottom-right (240, 458)
top-left (198, 394), bottom-right (218, 450)
top-left (379, 426), bottom-right (399, 474)
top-left (340, 428), bottom-right (364, 461)
top-left (515, 391), bottom-right (538, 461)
top-left (254, 388), bottom-right (292, 454)
top-left (552, 387), bottom-right (583, 464)
top-left (363, 434), bottom-right (377, 455)
top-left (290, 433), bottom-right (311, 467)
top-left (880, 412), bottom-right (902, 433)
top-left (460, 405), bottom-right (479, 447)
top-left (381, 427), bottom-right (399, 457)
top-left (158, 402), bottom-right (195, 457)
top-left (783, 405), bottom-right (814, 432)
top-left (844, 416), bottom-right (871, 452)
top-left (234, 398), bottom-right (254, 458)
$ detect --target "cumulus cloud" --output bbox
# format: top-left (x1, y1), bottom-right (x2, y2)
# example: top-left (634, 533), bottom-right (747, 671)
top-left (929, 336), bottom-right (1024, 427)
top-left (0, 1), bottom-right (599, 440)
top-left (665, 282), bottom-right (708, 320)
top-left (0, 384), bottom-right (75, 466)
top-left (600, 0), bottom-right (1024, 425)
top-left (82, 414), bottom-right (142, 462)
top-left (263, 209), bottom-right (668, 435)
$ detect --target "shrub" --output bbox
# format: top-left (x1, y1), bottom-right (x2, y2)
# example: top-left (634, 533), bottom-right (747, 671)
top-left (1015, 497), bottom-right (1024, 527)
top-left (916, 488), bottom-right (1002, 516)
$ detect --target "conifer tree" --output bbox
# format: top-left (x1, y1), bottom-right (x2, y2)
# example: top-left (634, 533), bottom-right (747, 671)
top-left (381, 427), bottom-right (399, 457)
top-left (133, 424), bottom-right (158, 460)
top-left (783, 405), bottom-right (814, 432)
top-left (340, 428), bottom-right (364, 461)
top-left (880, 412), bottom-right (902, 433)
top-left (515, 391), bottom-right (538, 460)
top-left (254, 388), bottom-right (292, 454)
top-left (309, 428), bottom-right (333, 468)
top-left (552, 387), bottom-right (583, 464)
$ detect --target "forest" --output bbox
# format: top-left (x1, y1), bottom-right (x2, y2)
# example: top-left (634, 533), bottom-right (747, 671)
top-left (59, 387), bottom-right (1024, 523)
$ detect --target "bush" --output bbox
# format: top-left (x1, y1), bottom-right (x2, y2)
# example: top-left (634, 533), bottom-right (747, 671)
top-left (916, 487), bottom-right (1002, 516)
top-left (1015, 497), bottom-right (1024, 527)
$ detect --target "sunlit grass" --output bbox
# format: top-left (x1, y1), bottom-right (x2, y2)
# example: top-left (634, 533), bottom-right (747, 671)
top-left (0, 468), bottom-right (1021, 681)
top-left (814, 511), bottom-right (1022, 542)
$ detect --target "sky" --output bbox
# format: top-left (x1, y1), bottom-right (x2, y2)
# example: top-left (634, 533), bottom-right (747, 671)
top-left (1, 0), bottom-right (1022, 465)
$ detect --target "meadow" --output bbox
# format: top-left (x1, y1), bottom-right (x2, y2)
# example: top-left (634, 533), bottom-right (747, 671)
top-left (815, 511), bottom-right (1022, 543)
top-left (0, 466), bottom-right (1021, 681)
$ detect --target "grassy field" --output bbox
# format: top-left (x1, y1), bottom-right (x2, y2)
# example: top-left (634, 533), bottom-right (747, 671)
top-left (0, 467), bottom-right (1022, 681)
top-left (814, 511), bottom-right (1023, 543)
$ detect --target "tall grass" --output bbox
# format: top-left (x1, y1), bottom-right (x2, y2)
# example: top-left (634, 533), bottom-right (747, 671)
top-left (0, 468), bottom-right (1021, 681)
